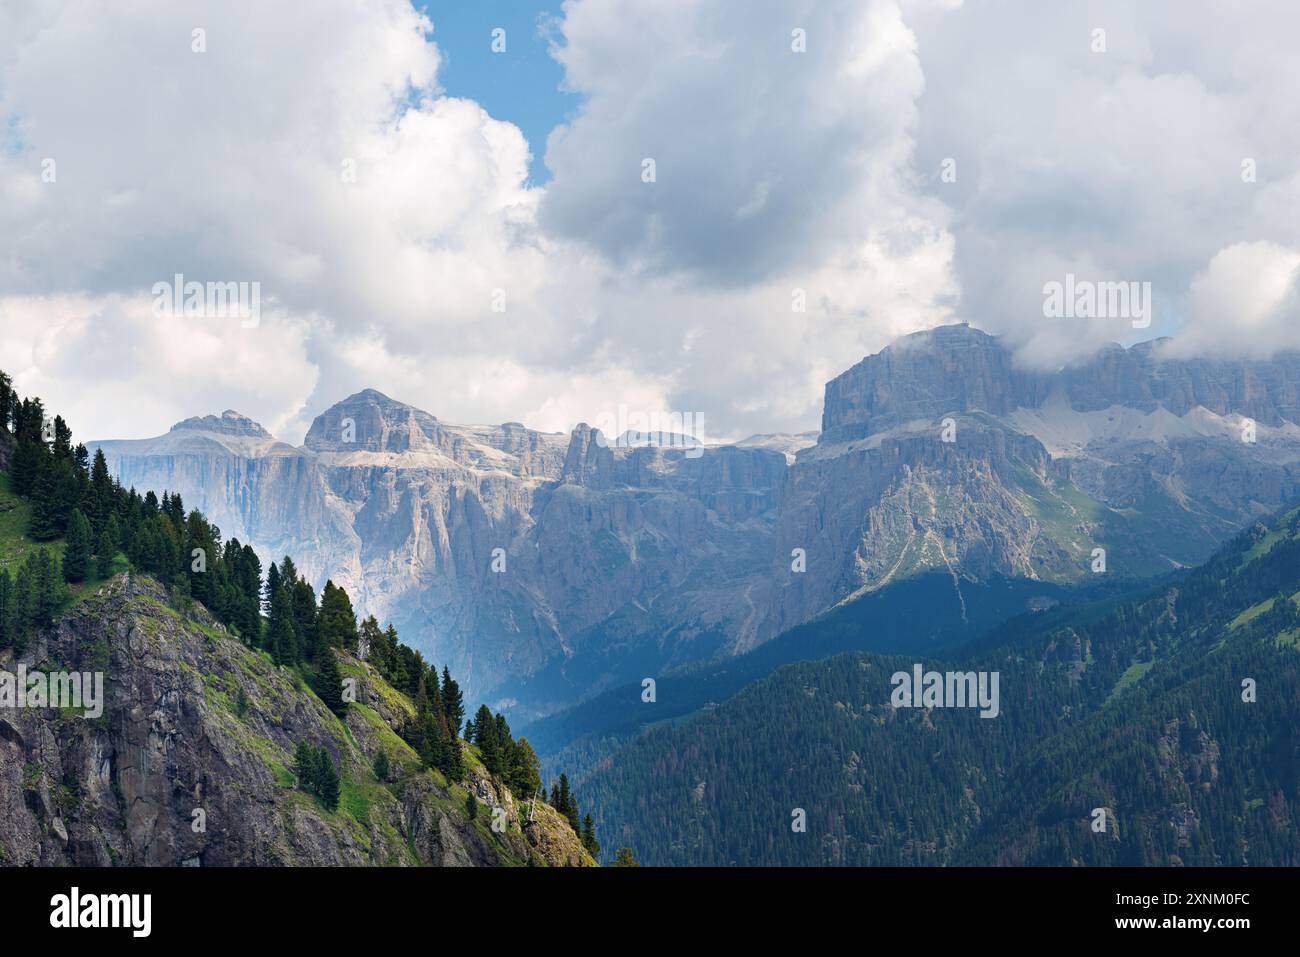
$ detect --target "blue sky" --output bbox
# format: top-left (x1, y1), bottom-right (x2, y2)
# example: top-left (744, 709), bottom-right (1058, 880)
top-left (417, 1), bottom-right (579, 184)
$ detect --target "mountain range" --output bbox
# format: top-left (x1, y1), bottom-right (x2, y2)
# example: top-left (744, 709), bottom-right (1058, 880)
top-left (90, 324), bottom-right (1300, 720)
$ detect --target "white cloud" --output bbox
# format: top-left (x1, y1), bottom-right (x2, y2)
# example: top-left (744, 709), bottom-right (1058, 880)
top-left (1, 295), bottom-right (318, 442)
top-left (1164, 241), bottom-right (1300, 360)
top-left (904, 0), bottom-right (1300, 365)
top-left (3, 0), bottom-right (1298, 447)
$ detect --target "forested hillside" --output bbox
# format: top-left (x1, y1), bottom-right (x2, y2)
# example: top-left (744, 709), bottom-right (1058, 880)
top-left (579, 505), bottom-right (1300, 865)
top-left (0, 370), bottom-right (602, 865)
top-left (524, 572), bottom-right (1125, 785)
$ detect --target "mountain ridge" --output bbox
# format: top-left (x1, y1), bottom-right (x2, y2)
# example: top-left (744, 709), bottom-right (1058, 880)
top-left (86, 325), bottom-right (1300, 717)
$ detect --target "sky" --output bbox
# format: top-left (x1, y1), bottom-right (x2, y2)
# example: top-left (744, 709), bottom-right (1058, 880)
top-left (2, 0), bottom-right (1299, 446)
top-left (412, 1), bottom-right (579, 185)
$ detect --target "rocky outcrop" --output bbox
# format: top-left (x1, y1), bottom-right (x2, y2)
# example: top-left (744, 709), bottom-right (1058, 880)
top-left (0, 575), bottom-right (591, 866)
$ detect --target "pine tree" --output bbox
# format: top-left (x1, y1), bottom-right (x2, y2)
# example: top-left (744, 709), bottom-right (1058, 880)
top-left (314, 649), bottom-right (347, 716)
top-left (316, 748), bottom-right (340, 811)
top-left (62, 508), bottom-right (92, 582)
top-left (474, 704), bottom-right (501, 774)
top-left (89, 448), bottom-right (112, 533)
top-left (291, 578), bottom-right (320, 659)
top-left (9, 561), bottom-right (34, 653)
top-left (581, 814), bottom-right (600, 859)
top-left (51, 415), bottom-right (73, 460)
top-left (611, 847), bottom-right (641, 867)
top-left (183, 510), bottom-right (217, 608)
top-left (267, 575), bottom-right (298, 665)
top-left (557, 773), bottom-right (580, 830)
top-left (97, 513), bottom-right (121, 578)
top-left (0, 569), bottom-right (12, 650)
top-left (410, 674), bottom-right (449, 773)
top-left (294, 741), bottom-right (316, 789)
top-left (10, 439), bottom-right (41, 496)
top-left (507, 736), bottom-right (543, 800)
top-left (28, 456), bottom-right (67, 540)
top-left (359, 615), bottom-right (384, 667)
top-left (318, 580), bottom-right (358, 651)
top-left (32, 549), bottom-right (66, 625)
top-left (557, 774), bottom-right (572, 817)
top-left (263, 560), bottom-right (280, 619)
top-left (440, 666), bottom-right (464, 738)
top-left (373, 750), bottom-right (390, 782)
top-left (0, 371), bottom-right (12, 433)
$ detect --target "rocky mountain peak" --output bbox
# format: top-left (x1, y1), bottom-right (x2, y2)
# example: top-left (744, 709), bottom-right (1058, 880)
top-left (170, 410), bottom-right (272, 439)
top-left (821, 323), bottom-right (1022, 443)
top-left (562, 423), bottom-right (614, 487)
top-left (821, 323), bottom-right (1300, 444)
top-left (303, 389), bottom-right (445, 454)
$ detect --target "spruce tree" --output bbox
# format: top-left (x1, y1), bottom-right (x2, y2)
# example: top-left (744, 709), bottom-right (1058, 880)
top-left (267, 582), bottom-right (298, 665)
top-left (291, 578), bottom-right (320, 659)
top-left (611, 848), bottom-right (641, 867)
top-left (319, 580), bottom-right (358, 651)
top-left (294, 741), bottom-right (316, 790)
top-left (97, 513), bottom-right (121, 578)
top-left (316, 748), bottom-right (340, 811)
top-left (28, 456), bottom-right (65, 540)
top-left (32, 549), bottom-right (65, 625)
top-left (89, 448), bottom-right (112, 533)
top-left (10, 561), bottom-right (34, 652)
top-left (61, 508), bottom-right (92, 582)
top-left (51, 415), bottom-right (73, 460)
top-left (508, 737), bottom-right (542, 801)
top-left (474, 704), bottom-right (501, 774)
top-left (314, 649), bottom-right (347, 716)
top-left (0, 569), bottom-right (12, 649)
top-left (440, 666), bottom-right (464, 738)
top-left (581, 814), bottom-right (600, 859)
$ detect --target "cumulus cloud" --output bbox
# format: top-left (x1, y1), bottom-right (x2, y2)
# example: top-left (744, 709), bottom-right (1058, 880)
top-left (1163, 241), bottom-right (1300, 360)
top-left (2, 0), bottom-right (1298, 447)
top-left (1, 0), bottom-right (959, 443)
top-left (904, 0), bottom-right (1300, 365)
top-left (0, 295), bottom-right (318, 442)
top-left (540, 0), bottom-right (934, 285)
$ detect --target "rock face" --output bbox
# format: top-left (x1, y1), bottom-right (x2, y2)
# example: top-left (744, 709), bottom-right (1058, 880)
top-left (821, 323), bottom-right (1300, 442)
top-left (767, 324), bottom-right (1300, 640)
top-left (89, 325), bottom-right (1300, 718)
top-left (0, 575), bottom-right (592, 866)
top-left (94, 394), bottom-right (788, 716)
